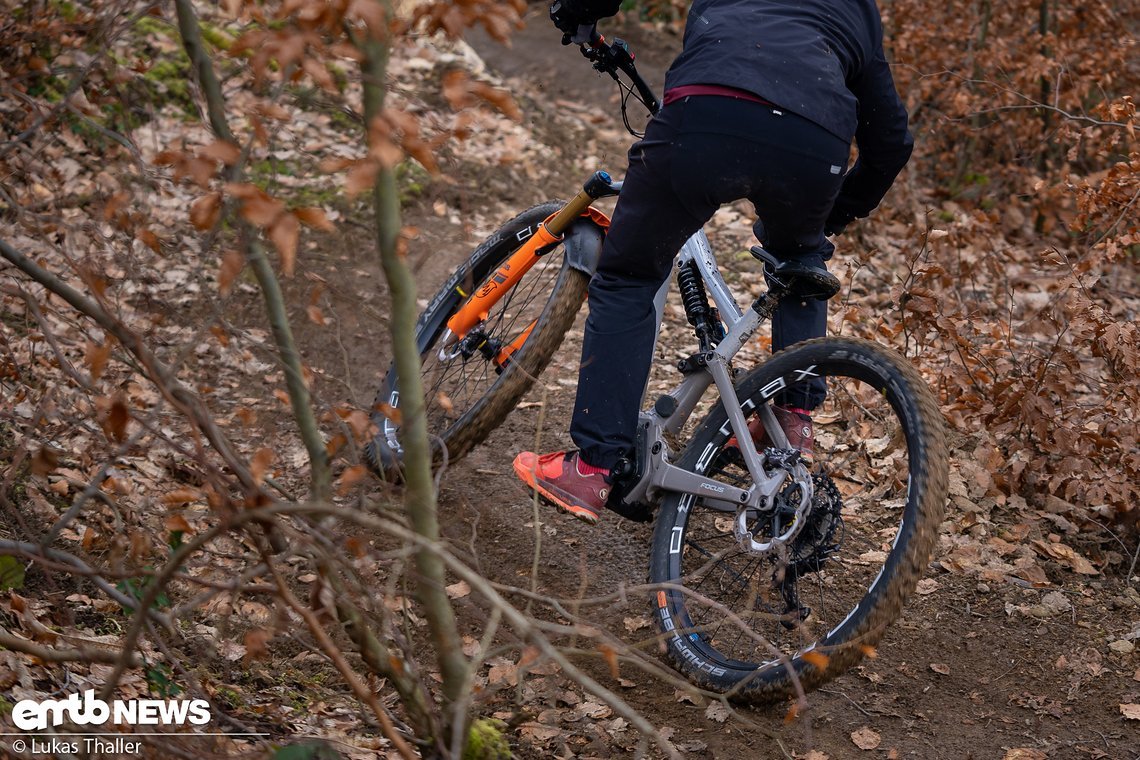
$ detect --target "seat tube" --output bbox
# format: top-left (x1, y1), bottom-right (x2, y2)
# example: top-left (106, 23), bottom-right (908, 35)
top-left (681, 230), bottom-right (744, 322)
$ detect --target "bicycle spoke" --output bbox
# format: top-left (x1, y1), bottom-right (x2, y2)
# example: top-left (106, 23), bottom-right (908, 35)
top-left (661, 361), bottom-right (926, 667)
top-left (410, 247), bottom-right (569, 442)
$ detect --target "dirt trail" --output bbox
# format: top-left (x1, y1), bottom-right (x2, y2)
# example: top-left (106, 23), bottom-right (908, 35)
top-left (311, 10), bottom-right (1139, 759)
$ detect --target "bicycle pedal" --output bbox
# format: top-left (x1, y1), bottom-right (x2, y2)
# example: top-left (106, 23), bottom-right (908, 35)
top-left (764, 448), bottom-right (803, 469)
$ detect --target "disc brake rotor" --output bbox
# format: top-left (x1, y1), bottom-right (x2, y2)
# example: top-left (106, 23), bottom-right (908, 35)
top-left (732, 450), bottom-right (814, 558)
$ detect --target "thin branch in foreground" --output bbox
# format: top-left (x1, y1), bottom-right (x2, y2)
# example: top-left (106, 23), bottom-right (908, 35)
top-left (264, 548), bottom-right (419, 760)
top-left (0, 631), bottom-right (141, 666)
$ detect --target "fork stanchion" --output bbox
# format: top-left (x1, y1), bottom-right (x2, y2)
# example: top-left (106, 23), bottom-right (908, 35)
top-left (443, 222), bottom-right (563, 340)
top-left (545, 189), bottom-right (595, 235)
top-left (546, 170), bottom-right (615, 234)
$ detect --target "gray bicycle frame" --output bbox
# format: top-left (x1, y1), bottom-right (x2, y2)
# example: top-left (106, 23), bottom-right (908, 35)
top-left (622, 224), bottom-right (808, 520)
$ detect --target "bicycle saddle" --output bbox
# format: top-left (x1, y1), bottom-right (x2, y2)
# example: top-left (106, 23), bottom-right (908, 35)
top-left (750, 246), bottom-right (841, 301)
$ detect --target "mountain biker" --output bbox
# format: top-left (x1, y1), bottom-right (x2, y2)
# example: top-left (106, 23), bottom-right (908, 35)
top-left (514, 0), bottom-right (914, 524)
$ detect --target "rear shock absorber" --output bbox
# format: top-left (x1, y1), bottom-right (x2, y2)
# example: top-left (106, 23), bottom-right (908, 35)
top-left (677, 261), bottom-right (723, 351)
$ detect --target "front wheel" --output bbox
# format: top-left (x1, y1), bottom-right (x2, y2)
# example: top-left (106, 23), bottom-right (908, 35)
top-left (366, 202), bottom-right (591, 473)
top-left (649, 337), bottom-right (948, 702)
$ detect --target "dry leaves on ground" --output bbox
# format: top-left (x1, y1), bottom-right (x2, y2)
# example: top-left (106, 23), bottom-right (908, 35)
top-left (850, 726), bottom-right (881, 750)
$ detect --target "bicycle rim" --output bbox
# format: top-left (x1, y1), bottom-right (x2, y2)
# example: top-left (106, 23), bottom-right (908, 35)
top-left (651, 338), bottom-right (947, 700)
top-left (370, 202), bottom-right (589, 470)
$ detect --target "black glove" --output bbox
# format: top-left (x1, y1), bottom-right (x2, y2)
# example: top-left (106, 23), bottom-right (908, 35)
top-left (550, 0), bottom-right (584, 33)
top-left (550, 0), bottom-right (598, 45)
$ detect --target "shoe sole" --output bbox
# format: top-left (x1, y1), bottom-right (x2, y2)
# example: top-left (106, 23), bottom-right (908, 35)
top-left (513, 459), bottom-right (601, 525)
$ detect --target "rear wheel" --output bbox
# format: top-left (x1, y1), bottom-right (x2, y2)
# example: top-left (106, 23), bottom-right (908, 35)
top-left (366, 202), bottom-right (591, 473)
top-left (649, 337), bottom-right (948, 702)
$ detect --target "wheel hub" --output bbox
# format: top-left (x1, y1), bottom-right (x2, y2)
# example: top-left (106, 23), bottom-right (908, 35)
top-left (733, 450), bottom-right (814, 557)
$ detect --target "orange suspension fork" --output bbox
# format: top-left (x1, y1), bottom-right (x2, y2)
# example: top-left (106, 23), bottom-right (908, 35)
top-left (445, 171), bottom-right (614, 343)
top-left (445, 218), bottom-right (562, 341)
top-left (494, 319), bottom-right (536, 369)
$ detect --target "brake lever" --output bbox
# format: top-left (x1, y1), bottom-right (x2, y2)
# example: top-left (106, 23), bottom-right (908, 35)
top-left (579, 36), bottom-right (660, 128)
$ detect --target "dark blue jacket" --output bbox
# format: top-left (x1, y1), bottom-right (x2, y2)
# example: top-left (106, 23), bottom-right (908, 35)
top-left (570, 0), bottom-right (913, 229)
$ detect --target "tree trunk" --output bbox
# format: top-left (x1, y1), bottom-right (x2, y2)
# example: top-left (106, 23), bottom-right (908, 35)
top-left (358, 31), bottom-right (470, 754)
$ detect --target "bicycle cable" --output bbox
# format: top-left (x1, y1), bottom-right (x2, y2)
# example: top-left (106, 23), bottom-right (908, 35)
top-left (581, 37), bottom-right (659, 138)
top-left (617, 77), bottom-right (652, 138)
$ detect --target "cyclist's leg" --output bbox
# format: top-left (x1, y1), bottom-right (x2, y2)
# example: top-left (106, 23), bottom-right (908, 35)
top-left (571, 97), bottom-right (848, 468)
top-left (571, 105), bottom-right (710, 470)
top-left (746, 113), bottom-right (849, 411)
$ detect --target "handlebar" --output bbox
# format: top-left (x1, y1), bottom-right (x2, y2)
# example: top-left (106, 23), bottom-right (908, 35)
top-left (579, 36), bottom-right (660, 132)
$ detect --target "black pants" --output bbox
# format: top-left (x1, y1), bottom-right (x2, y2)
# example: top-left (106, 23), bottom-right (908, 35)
top-left (571, 96), bottom-right (850, 470)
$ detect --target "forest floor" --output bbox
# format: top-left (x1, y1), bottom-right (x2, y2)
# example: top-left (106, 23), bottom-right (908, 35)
top-left (2, 5), bottom-right (1138, 760)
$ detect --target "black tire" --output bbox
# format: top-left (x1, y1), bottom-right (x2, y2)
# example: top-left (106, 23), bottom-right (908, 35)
top-left (366, 202), bottom-right (590, 473)
top-left (649, 337), bottom-right (948, 702)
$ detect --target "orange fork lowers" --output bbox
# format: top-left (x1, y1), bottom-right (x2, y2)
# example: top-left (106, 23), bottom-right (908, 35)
top-left (443, 181), bottom-right (609, 347)
top-left (494, 319), bottom-right (536, 369)
top-left (444, 214), bottom-right (563, 342)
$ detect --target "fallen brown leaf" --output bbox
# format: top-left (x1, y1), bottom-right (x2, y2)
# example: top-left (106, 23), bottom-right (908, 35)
top-left (1002, 750), bottom-right (1046, 760)
top-left (162, 489), bottom-right (201, 506)
top-left (704, 701), bottom-right (730, 723)
top-left (445, 581), bottom-right (470, 600)
top-left (851, 726), bottom-right (881, 750)
top-left (244, 628), bottom-right (272, 662)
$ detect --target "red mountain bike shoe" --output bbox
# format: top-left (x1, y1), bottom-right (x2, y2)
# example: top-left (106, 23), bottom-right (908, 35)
top-left (513, 450), bottom-right (610, 524)
top-left (725, 405), bottom-right (815, 464)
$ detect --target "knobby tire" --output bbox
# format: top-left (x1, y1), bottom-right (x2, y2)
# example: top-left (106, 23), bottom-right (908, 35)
top-left (648, 337), bottom-right (949, 702)
top-left (367, 202), bottom-right (590, 474)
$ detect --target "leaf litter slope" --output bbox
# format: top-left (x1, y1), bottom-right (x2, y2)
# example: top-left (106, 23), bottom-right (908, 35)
top-left (209, 10), bottom-right (1139, 760)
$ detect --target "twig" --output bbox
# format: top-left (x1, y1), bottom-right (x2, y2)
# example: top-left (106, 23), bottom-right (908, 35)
top-left (909, 68), bottom-right (1134, 131)
top-left (448, 605), bottom-right (503, 760)
top-left (817, 687), bottom-right (874, 717)
top-left (0, 236), bottom-right (261, 494)
top-left (264, 550), bottom-right (419, 760)
top-left (44, 423), bottom-right (151, 547)
top-left (2, 285), bottom-right (90, 390)
top-left (0, 1), bottom-right (162, 160)
top-left (323, 565), bottom-right (439, 742)
top-left (528, 384), bottom-right (549, 615)
top-left (359, 27), bottom-right (469, 719)
top-left (174, 0), bottom-right (330, 501)
top-left (96, 518), bottom-right (248, 701)
top-left (144, 621), bottom-right (269, 740)
top-left (265, 502), bottom-right (685, 759)
top-left (1129, 539), bottom-right (1140, 586)
top-left (0, 630), bottom-right (140, 666)
top-left (0, 540), bottom-right (171, 628)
